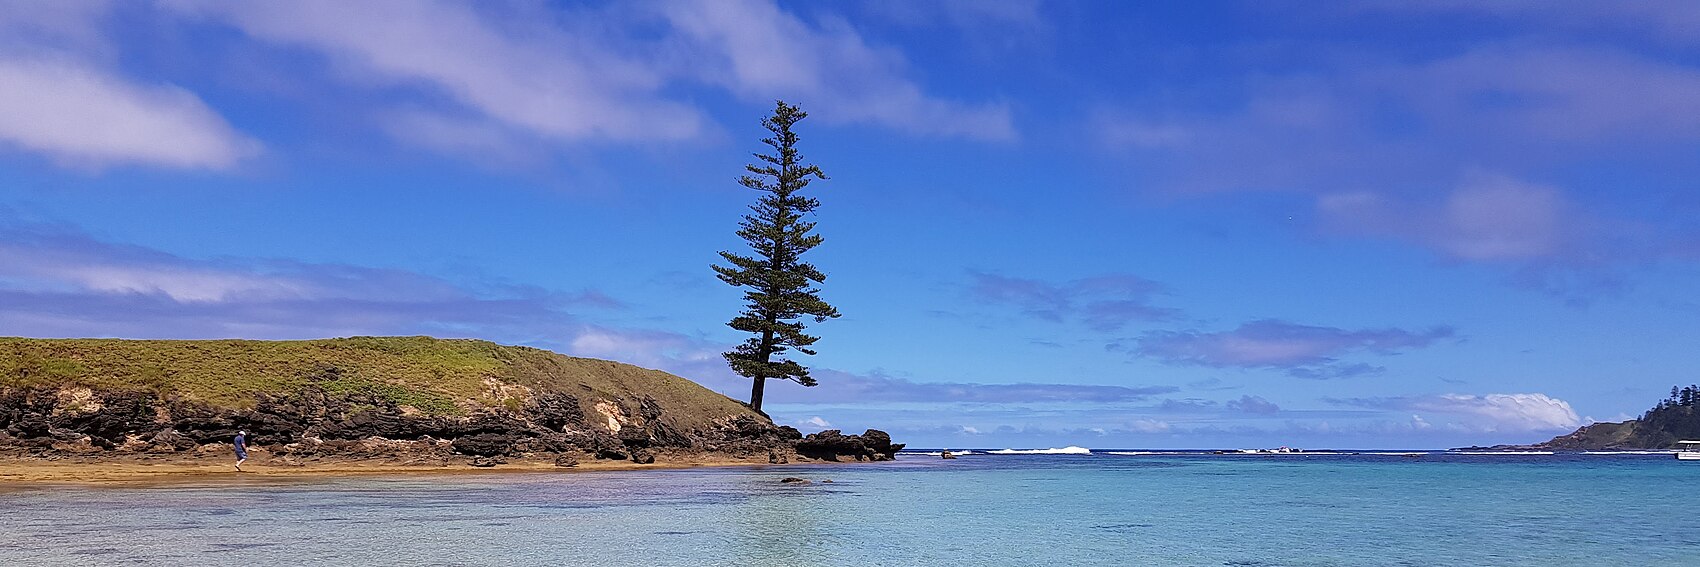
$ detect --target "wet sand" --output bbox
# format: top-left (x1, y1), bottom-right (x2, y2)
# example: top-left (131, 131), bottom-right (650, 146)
top-left (0, 453), bottom-right (799, 485)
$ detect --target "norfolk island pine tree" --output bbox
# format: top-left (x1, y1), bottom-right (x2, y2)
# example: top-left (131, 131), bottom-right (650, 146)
top-left (713, 101), bottom-right (841, 415)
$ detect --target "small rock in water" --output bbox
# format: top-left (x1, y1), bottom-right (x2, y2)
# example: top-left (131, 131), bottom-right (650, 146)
top-left (820, 479), bottom-right (833, 483)
top-left (780, 477), bottom-right (810, 484)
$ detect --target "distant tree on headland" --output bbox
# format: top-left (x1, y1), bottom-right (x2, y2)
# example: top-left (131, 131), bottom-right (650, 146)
top-left (713, 100), bottom-right (840, 415)
top-left (1638, 384), bottom-right (1700, 445)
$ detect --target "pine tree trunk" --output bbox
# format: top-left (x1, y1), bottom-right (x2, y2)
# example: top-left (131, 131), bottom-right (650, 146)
top-left (750, 328), bottom-right (775, 414)
top-left (749, 375), bottom-right (766, 415)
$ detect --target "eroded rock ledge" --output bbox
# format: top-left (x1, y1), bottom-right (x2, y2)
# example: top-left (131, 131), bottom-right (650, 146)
top-left (0, 385), bottom-right (903, 467)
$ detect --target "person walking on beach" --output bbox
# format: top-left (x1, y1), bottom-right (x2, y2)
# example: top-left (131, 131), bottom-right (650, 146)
top-left (233, 430), bottom-right (248, 472)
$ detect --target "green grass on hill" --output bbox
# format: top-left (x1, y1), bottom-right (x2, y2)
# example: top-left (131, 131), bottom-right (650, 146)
top-left (0, 336), bottom-right (756, 428)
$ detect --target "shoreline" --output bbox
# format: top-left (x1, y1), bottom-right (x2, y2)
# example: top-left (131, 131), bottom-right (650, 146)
top-left (0, 453), bottom-right (850, 486)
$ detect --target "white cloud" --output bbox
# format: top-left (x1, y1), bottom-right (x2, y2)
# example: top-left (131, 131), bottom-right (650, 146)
top-left (0, 0), bottom-right (116, 56)
top-left (0, 227), bottom-right (318, 302)
top-left (1319, 173), bottom-right (1579, 262)
top-left (1423, 393), bottom-right (1582, 432)
top-left (1335, 393), bottom-right (1582, 433)
top-left (0, 2), bottom-right (257, 170)
top-left (0, 55), bottom-right (257, 170)
top-left (0, 219), bottom-right (614, 341)
top-left (658, 0), bottom-right (1016, 141)
top-left (166, 0), bottom-right (1012, 153)
top-left (1226, 395), bottom-right (1281, 415)
top-left (1128, 419), bottom-right (1171, 433)
top-left (802, 416), bottom-right (831, 428)
top-left (567, 328), bottom-right (721, 370)
top-left (1095, 42), bottom-right (1700, 273)
top-left (168, 0), bottom-right (704, 145)
top-left (1125, 319), bottom-right (1452, 374)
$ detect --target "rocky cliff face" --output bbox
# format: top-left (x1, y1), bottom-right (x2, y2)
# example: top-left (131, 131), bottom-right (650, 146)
top-left (1493, 388), bottom-right (1700, 451)
top-left (1518, 420), bottom-right (1641, 451)
top-left (0, 337), bottom-right (902, 466)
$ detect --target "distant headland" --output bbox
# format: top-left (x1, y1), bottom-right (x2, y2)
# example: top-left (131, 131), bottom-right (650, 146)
top-left (0, 336), bottom-right (900, 482)
top-left (1462, 385), bottom-right (1700, 452)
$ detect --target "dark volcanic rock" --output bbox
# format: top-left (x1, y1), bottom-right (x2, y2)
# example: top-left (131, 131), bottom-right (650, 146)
top-left (469, 456), bottom-right (505, 467)
top-left (527, 392), bottom-right (584, 431)
top-left (722, 415), bottom-right (772, 438)
top-left (780, 477), bottom-right (809, 484)
top-left (796, 430), bottom-right (865, 462)
top-left (617, 425), bottom-right (652, 448)
top-left (7, 417), bottom-right (51, 439)
top-left (0, 375), bottom-right (904, 468)
top-left (147, 429), bottom-right (198, 452)
top-left (796, 429), bottom-right (902, 462)
top-left (52, 390), bottom-right (157, 447)
top-left (639, 396), bottom-right (665, 421)
top-left (859, 429), bottom-right (896, 456)
top-left (515, 432), bottom-right (579, 454)
top-left (554, 454), bottom-right (579, 468)
top-left (451, 433), bottom-right (518, 457)
top-left (647, 421), bottom-right (695, 448)
top-left (705, 415), bottom-right (800, 458)
top-left (592, 433), bottom-right (629, 460)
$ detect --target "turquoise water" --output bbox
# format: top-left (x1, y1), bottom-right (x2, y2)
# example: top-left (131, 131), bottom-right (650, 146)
top-left (2, 453), bottom-right (1696, 566)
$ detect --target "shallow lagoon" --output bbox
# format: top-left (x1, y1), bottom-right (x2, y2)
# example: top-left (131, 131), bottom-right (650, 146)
top-left (3, 453), bottom-right (1694, 566)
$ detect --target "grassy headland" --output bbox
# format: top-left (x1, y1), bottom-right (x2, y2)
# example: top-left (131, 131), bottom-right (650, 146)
top-left (1, 336), bottom-right (754, 430)
top-left (0, 336), bottom-right (901, 481)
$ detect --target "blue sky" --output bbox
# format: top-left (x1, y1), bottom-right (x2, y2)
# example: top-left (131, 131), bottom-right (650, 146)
top-left (3, 1), bottom-right (1698, 449)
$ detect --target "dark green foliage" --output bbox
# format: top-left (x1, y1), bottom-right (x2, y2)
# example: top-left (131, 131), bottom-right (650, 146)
top-left (1636, 384), bottom-right (1700, 447)
top-left (713, 101), bottom-right (841, 413)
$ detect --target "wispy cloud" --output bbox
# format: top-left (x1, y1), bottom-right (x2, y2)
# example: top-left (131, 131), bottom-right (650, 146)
top-left (1225, 395), bottom-right (1280, 415)
top-left (1117, 319), bottom-right (1454, 378)
top-left (1360, 3), bottom-right (1700, 48)
top-left (1318, 174), bottom-right (1579, 263)
top-left (1095, 35), bottom-right (1700, 293)
top-left (567, 327), bottom-right (720, 371)
top-left (162, 0), bottom-right (1013, 159)
top-left (0, 218), bottom-right (616, 342)
top-left (764, 369), bottom-right (1178, 405)
top-left (0, 4), bottom-right (257, 170)
top-left (968, 271), bottom-right (1176, 331)
top-left (860, 0), bottom-right (1047, 34)
top-left (1327, 393), bottom-right (1582, 433)
top-left (854, 0), bottom-right (1050, 58)
top-left (168, 0), bottom-right (704, 147)
top-left (656, 0), bottom-right (1016, 141)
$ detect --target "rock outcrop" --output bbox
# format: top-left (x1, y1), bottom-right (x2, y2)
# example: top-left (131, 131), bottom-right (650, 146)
top-left (0, 337), bottom-right (900, 468)
top-left (795, 429), bottom-right (904, 462)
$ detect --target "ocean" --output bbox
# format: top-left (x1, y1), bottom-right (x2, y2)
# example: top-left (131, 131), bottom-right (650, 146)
top-left (2, 450), bottom-right (1695, 566)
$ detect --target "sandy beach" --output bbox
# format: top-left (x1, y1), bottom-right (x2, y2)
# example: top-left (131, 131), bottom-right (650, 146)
top-left (0, 452), bottom-right (795, 485)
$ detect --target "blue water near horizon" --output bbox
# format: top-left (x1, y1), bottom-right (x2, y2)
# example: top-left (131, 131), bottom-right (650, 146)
top-left (3, 451), bottom-right (1696, 566)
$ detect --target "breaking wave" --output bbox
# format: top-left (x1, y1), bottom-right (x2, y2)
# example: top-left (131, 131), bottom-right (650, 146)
top-left (986, 446), bottom-right (1092, 455)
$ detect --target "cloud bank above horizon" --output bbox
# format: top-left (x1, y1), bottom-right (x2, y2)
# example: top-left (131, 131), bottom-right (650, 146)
top-left (1, 1), bottom-right (1696, 448)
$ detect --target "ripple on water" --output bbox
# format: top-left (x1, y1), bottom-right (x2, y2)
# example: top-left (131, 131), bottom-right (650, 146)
top-left (2, 457), bottom-right (1696, 566)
